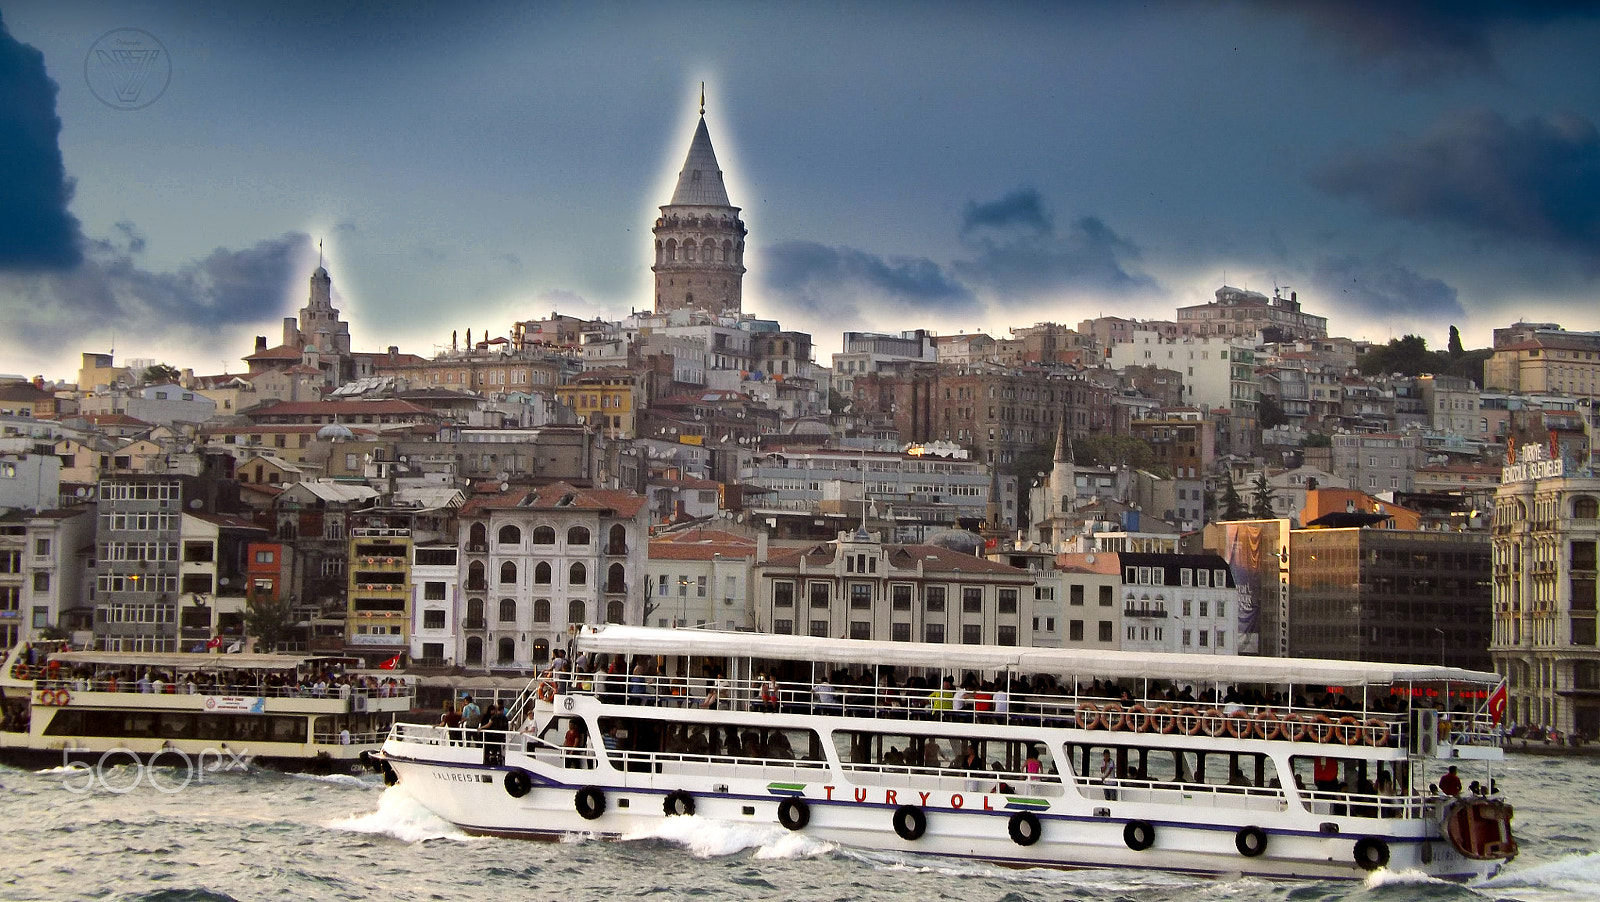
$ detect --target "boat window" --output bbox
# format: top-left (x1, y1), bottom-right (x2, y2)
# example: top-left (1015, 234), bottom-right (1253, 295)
top-left (834, 729), bottom-right (1060, 783)
top-left (1068, 743), bottom-right (1280, 791)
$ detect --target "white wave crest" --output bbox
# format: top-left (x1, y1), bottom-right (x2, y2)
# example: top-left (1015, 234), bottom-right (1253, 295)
top-left (325, 786), bottom-right (473, 843)
top-left (620, 815), bottom-right (833, 859)
top-left (1364, 867), bottom-right (1446, 888)
top-left (32, 764), bottom-right (89, 776)
top-left (288, 772), bottom-right (376, 789)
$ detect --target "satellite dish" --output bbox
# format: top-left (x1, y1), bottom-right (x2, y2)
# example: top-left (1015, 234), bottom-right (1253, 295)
top-left (188, 499), bottom-right (203, 509)
top-left (76, 487), bottom-right (88, 498)
top-left (1085, 553), bottom-right (1096, 564)
top-left (499, 481), bottom-right (509, 492)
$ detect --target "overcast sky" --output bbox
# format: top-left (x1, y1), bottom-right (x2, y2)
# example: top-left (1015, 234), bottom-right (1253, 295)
top-left (2, 1), bottom-right (1598, 380)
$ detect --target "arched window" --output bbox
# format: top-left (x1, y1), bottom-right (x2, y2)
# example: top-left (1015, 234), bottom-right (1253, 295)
top-left (654, 240), bottom-right (663, 265)
top-left (534, 561), bottom-right (551, 584)
top-left (567, 599), bottom-right (586, 624)
top-left (534, 599), bottom-right (550, 623)
top-left (570, 562), bottom-right (587, 586)
top-left (683, 240), bottom-right (696, 262)
top-left (497, 637), bottom-right (515, 664)
top-left (607, 524), bottom-right (627, 555)
top-left (466, 598), bottom-right (484, 627)
top-left (568, 526), bottom-right (591, 546)
top-left (1575, 496), bottom-right (1599, 519)
top-left (607, 600), bottom-right (624, 624)
top-left (465, 636), bottom-right (483, 665)
top-left (532, 526), bottom-right (556, 544)
top-left (606, 562), bottom-right (626, 593)
top-left (531, 638), bottom-right (549, 663)
top-left (468, 522), bottom-right (487, 550)
top-left (499, 598), bottom-right (516, 622)
top-left (664, 238), bottom-right (677, 261)
top-left (497, 524), bottom-right (521, 545)
top-left (499, 561), bottom-right (517, 584)
top-left (466, 561), bottom-right (486, 591)
top-left (722, 239), bottom-right (732, 262)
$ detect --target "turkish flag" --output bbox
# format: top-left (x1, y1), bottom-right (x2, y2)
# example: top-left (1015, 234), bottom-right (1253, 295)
top-left (378, 654), bottom-right (402, 670)
top-left (206, 636), bottom-right (223, 650)
top-left (1488, 682), bottom-right (1508, 725)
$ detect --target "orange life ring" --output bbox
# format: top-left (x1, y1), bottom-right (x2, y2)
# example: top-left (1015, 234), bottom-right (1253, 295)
top-left (35, 688), bottom-right (54, 706)
top-left (1128, 704), bottom-right (1149, 733)
top-left (1075, 703), bottom-right (1102, 730)
top-left (54, 688), bottom-right (72, 706)
top-left (1179, 707), bottom-right (1202, 735)
top-left (536, 681), bottom-right (556, 703)
top-left (1256, 711), bottom-right (1282, 741)
top-left (1103, 703), bottom-right (1126, 731)
top-left (1308, 715), bottom-right (1335, 743)
top-left (1281, 712), bottom-right (1306, 742)
top-left (1225, 711), bottom-right (1252, 738)
top-left (1363, 718), bottom-right (1390, 747)
top-left (1151, 705), bottom-right (1176, 734)
top-left (1336, 716), bottom-right (1362, 745)
top-left (1199, 708), bottom-right (1226, 737)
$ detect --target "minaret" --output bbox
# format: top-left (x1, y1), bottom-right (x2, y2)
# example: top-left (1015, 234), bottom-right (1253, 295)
top-left (1050, 415), bottom-right (1076, 520)
top-left (652, 87), bottom-right (747, 317)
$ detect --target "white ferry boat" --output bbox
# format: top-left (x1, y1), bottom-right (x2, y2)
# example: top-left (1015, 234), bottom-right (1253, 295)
top-left (380, 626), bottom-right (1517, 880)
top-left (1, 641), bottom-right (415, 772)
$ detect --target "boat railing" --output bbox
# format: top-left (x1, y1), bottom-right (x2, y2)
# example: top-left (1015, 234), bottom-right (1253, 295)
top-left (1072, 772), bottom-right (1291, 812)
top-left (558, 673), bottom-right (1422, 747)
top-left (1295, 786), bottom-right (1430, 820)
top-left (599, 747), bottom-right (832, 782)
top-left (29, 676), bottom-right (412, 704)
top-left (312, 730), bottom-right (390, 746)
top-left (841, 760), bottom-right (1066, 797)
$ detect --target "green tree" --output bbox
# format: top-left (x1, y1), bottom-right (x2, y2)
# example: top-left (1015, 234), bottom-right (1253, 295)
top-left (1357, 334), bottom-right (1449, 377)
top-left (142, 363), bottom-right (182, 385)
top-left (1447, 325), bottom-right (1465, 358)
top-left (1250, 472), bottom-right (1276, 519)
top-left (244, 594), bottom-right (296, 652)
top-left (1220, 476), bottom-right (1247, 520)
top-left (1075, 434), bottom-right (1158, 472)
top-left (1302, 432), bottom-right (1332, 448)
top-left (1258, 394), bottom-right (1289, 430)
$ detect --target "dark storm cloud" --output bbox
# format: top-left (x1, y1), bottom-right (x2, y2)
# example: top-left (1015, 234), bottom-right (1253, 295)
top-left (1271, 1), bottom-right (1593, 82)
top-left (954, 189), bottom-right (1158, 299)
top-left (1309, 254), bottom-right (1464, 320)
top-left (0, 228), bottom-right (313, 345)
top-left (1314, 108), bottom-right (1600, 258)
top-left (760, 240), bottom-right (976, 319)
top-left (961, 189), bottom-right (1052, 235)
top-left (0, 11), bottom-right (82, 270)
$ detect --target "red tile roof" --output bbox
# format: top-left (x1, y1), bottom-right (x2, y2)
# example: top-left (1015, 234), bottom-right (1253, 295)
top-left (459, 481), bottom-right (647, 518)
top-left (245, 344), bottom-right (303, 361)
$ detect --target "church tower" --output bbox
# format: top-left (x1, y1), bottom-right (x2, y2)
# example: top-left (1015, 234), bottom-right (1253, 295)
top-left (652, 92), bottom-right (746, 317)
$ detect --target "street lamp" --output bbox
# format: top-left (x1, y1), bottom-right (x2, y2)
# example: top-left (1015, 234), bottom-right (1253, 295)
top-left (1434, 628), bottom-right (1446, 667)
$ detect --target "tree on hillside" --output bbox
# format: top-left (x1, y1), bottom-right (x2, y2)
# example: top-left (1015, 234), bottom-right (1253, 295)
top-left (1357, 335), bottom-right (1445, 377)
top-left (1259, 394), bottom-right (1289, 430)
top-left (142, 363), bottom-right (182, 385)
top-left (1250, 472), bottom-right (1276, 519)
top-left (244, 594), bottom-right (296, 653)
top-left (1448, 325), bottom-right (1465, 358)
top-left (1220, 476), bottom-right (1247, 520)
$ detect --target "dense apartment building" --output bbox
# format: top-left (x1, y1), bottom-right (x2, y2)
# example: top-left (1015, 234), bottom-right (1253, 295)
top-left (850, 363), bottom-right (1117, 469)
top-left (1176, 285), bottom-right (1327, 342)
top-left (755, 529), bottom-right (1035, 645)
top-left (1490, 453), bottom-right (1600, 738)
top-left (0, 506), bottom-right (94, 645)
top-left (1485, 327), bottom-right (1600, 397)
top-left (457, 482), bottom-right (648, 669)
top-left (1058, 552), bottom-right (1240, 656)
top-left (1331, 432), bottom-right (1422, 494)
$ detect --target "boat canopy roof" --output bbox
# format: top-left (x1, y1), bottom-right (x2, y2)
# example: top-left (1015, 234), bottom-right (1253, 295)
top-left (574, 626), bottom-right (1501, 687)
top-left (48, 651), bottom-right (346, 672)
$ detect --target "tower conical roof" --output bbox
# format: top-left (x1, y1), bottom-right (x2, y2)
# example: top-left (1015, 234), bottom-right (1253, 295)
top-left (669, 117), bottom-right (731, 206)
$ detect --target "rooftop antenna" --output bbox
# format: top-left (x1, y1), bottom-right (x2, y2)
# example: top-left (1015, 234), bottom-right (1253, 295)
top-left (699, 82), bottom-right (705, 116)
top-left (318, 239), bottom-right (324, 269)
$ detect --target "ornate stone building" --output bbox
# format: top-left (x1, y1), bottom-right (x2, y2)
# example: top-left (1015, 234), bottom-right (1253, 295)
top-left (652, 106), bottom-right (747, 317)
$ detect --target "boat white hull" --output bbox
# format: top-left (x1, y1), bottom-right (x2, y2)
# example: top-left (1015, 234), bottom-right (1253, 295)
top-left (382, 738), bottom-right (1500, 881)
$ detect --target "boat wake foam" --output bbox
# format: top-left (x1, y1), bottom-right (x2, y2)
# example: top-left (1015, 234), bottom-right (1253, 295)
top-left (1480, 850), bottom-right (1600, 895)
top-left (325, 787), bottom-right (474, 843)
top-left (1363, 867), bottom-right (1447, 889)
top-left (619, 815), bottom-right (835, 859)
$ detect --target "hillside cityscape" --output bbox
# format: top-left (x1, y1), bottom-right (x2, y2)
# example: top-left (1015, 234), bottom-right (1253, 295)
top-left (3, 105), bottom-right (1599, 744)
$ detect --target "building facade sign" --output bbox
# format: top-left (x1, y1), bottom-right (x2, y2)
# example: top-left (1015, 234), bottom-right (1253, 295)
top-left (1502, 443), bottom-right (1564, 483)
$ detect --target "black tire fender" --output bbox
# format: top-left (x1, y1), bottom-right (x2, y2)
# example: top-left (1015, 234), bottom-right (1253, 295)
top-left (1008, 810), bottom-right (1042, 846)
top-left (503, 769), bottom-right (532, 798)
top-left (380, 762), bottom-right (398, 786)
top-left (1354, 836), bottom-right (1390, 871)
top-left (1236, 825), bottom-right (1268, 857)
top-left (778, 797), bottom-right (810, 831)
top-left (575, 785), bottom-right (606, 820)
top-left (663, 789), bottom-right (696, 817)
top-left (892, 804), bottom-right (927, 841)
top-left (1123, 819), bottom-right (1155, 851)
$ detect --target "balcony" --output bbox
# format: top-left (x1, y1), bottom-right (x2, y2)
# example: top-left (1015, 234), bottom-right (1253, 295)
top-left (353, 582), bottom-right (406, 593)
top-left (463, 617), bottom-right (487, 631)
top-left (606, 544), bottom-right (628, 556)
top-left (1123, 607), bottom-right (1169, 619)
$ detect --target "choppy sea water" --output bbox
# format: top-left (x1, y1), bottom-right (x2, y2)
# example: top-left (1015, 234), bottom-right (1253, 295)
top-left (0, 753), bottom-right (1596, 902)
